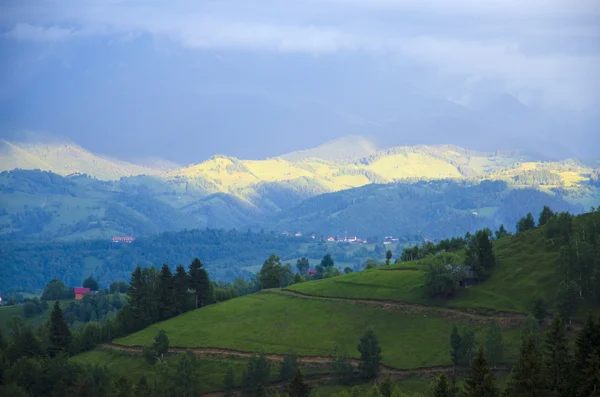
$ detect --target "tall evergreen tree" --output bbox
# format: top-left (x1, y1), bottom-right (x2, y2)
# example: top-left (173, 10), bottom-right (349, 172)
top-left (539, 206), bottom-right (555, 226)
top-left (223, 366), bottom-right (236, 397)
top-left (463, 345), bottom-right (499, 397)
top-left (579, 350), bottom-right (600, 397)
top-left (485, 320), bottom-right (503, 369)
top-left (296, 258), bottom-right (310, 275)
top-left (188, 258), bottom-right (211, 308)
top-left (432, 373), bottom-right (453, 397)
top-left (174, 265), bottom-right (189, 315)
top-left (505, 331), bottom-right (548, 396)
top-left (48, 300), bottom-right (72, 357)
top-left (465, 229), bottom-right (496, 280)
top-left (128, 266), bottom-right (145, 328)
top-left (357, 327), bottom-right (382, 379)
top-left (544, 313), bottom-right (572, 397)
top-left (158, 264), bottom-right (175, 320)
top-left (450, 325), bottom-right (462, 382)
top-left (575, 314), bottom-right (600, 391)
top-left (134, 375), bottom-right (152, 397)
top-left (460, 329), bottom-right (477, 365)
top-left (494, 224), bottom-right (510, 240)
top-left (555, 280), bottom-right (580, 324)
top-left (385, 250), bottom-right (392, 266)
top-left (288, 369), bottom-right (312, 397)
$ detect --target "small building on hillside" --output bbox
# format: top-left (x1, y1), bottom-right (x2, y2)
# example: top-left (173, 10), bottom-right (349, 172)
top-left (459, 266), bottom-right (480, 288)
top-left (112, 236), bottom-right (135, 243)
top-left (307, 269), bottom-right (317, 276)
top-left (327, 236), bottom-right (335, 242)
top-left (74, 287), bottom-right (91, 300)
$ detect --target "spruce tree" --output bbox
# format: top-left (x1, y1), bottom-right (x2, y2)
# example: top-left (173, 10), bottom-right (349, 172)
top-left (433, 373), bottom-right (452, 397)
top-left (223, 366), bottom-right (235, 397)
top-left (539, 206), bottom-right (555, 226)
top-left (128, 266), bottom-right (145, 328)
top-left (544, 313), bottom-right (572, 397)
top-left (288, 369), bottom-right (311, 397)
top-left (579, 350), bottom-right (600, 397)
top-left (357, 327), bottom-right (382, 379)
top-left (505, 332), bottom-right (548, 396)
top-left (450, 325), bottom-right (462, 382)
top-left (134, 375), bottom-right (152, 397)
top-left (48, 300), bottom-right (72, 357)
top-left (463, 345), bottom-right (499, 397)
top-left (189, 258), bottom-right (211, 308)
top-left (174, 265), bottom-right (189, 315)
top-left (575, 314), bottom-right (600, 392)
top-left (158, 264), bottom-right (175, 320)
top-left (485, 320), bottom-right (503, 369)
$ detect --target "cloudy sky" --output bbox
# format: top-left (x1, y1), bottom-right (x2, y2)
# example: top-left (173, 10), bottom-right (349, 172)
top-left (1, 0), bottom-right (599, 162)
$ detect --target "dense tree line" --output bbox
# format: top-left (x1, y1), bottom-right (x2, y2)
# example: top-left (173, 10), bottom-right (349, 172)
top-left (0, 227), bottom-right (312, 294)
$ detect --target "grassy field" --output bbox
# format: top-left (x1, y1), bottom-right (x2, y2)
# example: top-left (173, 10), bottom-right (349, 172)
top-left (289, 226), bottom-right (564, 314)
top-left (73, 347), bottom-right (329, 394)
top-left (115, 293), bottom-right (522, 369)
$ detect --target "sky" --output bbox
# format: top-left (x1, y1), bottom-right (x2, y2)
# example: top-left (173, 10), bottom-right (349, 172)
top-left (1, 0), bottom-right (599, 163)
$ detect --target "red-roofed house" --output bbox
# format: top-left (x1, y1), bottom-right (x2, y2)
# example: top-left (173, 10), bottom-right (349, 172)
top-left (74, 287), bottom-right (91, 300)
top-left (307, 269), bottom-right (317, 276)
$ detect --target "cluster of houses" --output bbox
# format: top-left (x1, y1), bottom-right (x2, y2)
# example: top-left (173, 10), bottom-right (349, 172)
top-left (112, 236), bottom-right (135, 243)
top-left (74, 287), bottom-right (99, 299)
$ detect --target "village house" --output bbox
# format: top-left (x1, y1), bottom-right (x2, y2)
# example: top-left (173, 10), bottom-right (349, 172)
top-left (446, 264), bottom-right (480, 288)
top-left (327, 236), bottom-right (335, 242)
top-left (294, 232), bottom-right (303, 238)
top-left (74, 287), bottom-right (91, 300)
top-left (112, 236), bottom-right (135, 243)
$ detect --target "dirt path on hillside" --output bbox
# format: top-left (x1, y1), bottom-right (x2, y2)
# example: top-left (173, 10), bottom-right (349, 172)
top-left (100, 343), bottom-right (509, 396)
top-left (271, 289), bottom-right (527, 328)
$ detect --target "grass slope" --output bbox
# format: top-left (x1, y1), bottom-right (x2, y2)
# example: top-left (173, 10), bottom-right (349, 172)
top-left (115, 292), bottom-right (522, 369)
top-left (289, 219), bottom-right (597, 316)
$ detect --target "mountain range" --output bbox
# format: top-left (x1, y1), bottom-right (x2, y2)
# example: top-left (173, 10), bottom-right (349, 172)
top-left (0, 133), bottom-right (598, 241)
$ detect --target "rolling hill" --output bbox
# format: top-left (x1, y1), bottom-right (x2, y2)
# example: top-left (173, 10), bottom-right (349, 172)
top-left (76, 211), bottom-right (599, 395)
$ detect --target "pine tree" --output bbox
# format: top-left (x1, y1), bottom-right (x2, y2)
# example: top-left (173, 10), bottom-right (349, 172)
top-left (450, 325), bottom-right (462, 382)
top-left (579, 350), bottom-right (600, 397)
top-left (463, 345), bottom-right (498, 397)
top-left (320, 253), bottom-right (334, 268)
top-left (158, 264), bottom-right (175, 320)
top-left (575, 314), bottom-right (600, 391)
top-left (223, 366), bottom-right (236, 397)
top-left (174, 265), bottom-right (189, 315)
top-left (485, 320), bottom-right (503, 369)
top-left (189, 258), bottom-right (211, 308)
top-left (48, 300), bottom-right (72, 357)
top-left (432, 373), bottom-right (452, 397)
top-left (525, 213), bottom-right (536, 230)
top-left (555, 280), bottom-right (580, 324)
top-left (357, 327), bottom-right (382, 379)
top-left (539, 206), bottom-right (555, 226)
top-left (544, 313), bottom-right (572, 397)
top-left (153, 330), bottom-right (169, 359)
top-left (505, 332), bottom-right (548, 396)
top-left (288, 369), bottom-right (311, 397)
top-left (128, 266), bottom-right (145, 328)
top-left (134, 375), bottom-right (152, 397)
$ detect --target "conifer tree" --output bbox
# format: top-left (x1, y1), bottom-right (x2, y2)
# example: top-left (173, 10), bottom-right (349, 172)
top-left (189, 258), bottom-right (211, 308)
top-left (505, 331), bottom-right (548, 396)
top-left (288, 369), bottom-right (312, 397)
top-left (539, 206), bottom-right (555, 226)
top-left (485, 320), bottom-right (503, 369)
top-left (450, 325), bottom-right (462, 382)
top-left (463, 345), bottom-right (499, 397)
top-left (134, 375), bottom-right (152, 397)
top-left (48, 300), bottom-right (72, 357)
top-left (128, 266), bottom-right (145, 327)
top-left (174, 265), bottom-right (189, 315)
top-left (158, 264), bottom-right (175, 320)
top-left (223, 366), bottom-right (236, 397)
top-left (579, 350), bottom-right (600, 397)
top-left (432, 373), bottom-right (453, 397)
top-left (544, 313), bottom-right (572, 397)
top-left (385, 250), bottom-right (392, 266)
top-left (280, 350), bottom-right (298, 380)
top-left (575, 314), bottom-right (600, 391)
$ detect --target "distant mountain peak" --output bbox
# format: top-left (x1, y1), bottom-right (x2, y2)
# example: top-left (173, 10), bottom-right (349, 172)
top-left (280, 135), bottom-right (378, 163)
